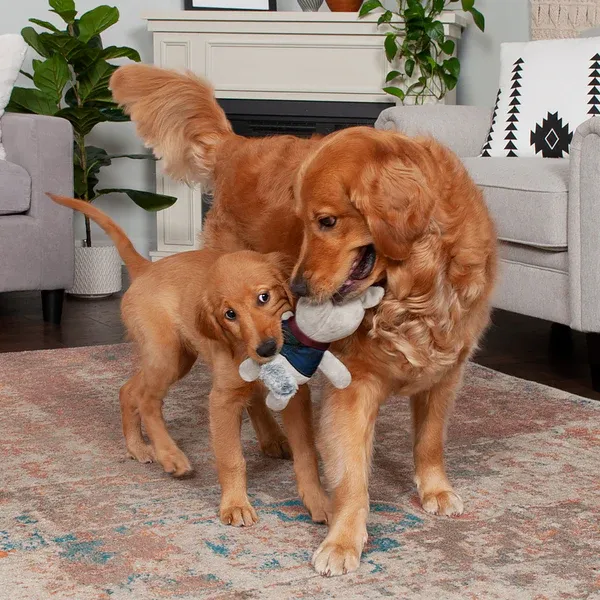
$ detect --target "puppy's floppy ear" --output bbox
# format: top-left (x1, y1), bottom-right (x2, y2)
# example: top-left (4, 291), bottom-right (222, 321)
top-left (266, 252), bottom-right (295, 307)
top-left (196, 298), bottom-right (227, 343)
top-left (352, 159), bottom-right (435, 261)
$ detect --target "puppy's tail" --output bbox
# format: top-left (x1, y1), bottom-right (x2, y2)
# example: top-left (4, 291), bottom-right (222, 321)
top-left (109, 64), bottom-right (233, 186)
top-left (47, 194), bottom-right (149, 280)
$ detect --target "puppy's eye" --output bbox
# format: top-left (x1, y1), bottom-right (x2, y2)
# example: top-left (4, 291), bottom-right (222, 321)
top-left (257, 292), bottom-right (270, 305)
top-left (224, 309), bottom-right (236, 321)
top-left (318, 216), bottom-right (337, 229)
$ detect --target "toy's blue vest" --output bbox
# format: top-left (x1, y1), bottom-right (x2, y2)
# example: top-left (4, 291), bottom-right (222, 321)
top-left (280, 316), bottom-right (330, 378)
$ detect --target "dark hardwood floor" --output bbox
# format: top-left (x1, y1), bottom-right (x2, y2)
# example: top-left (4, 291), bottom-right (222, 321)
top-left (1, 282), bottom-right (599, 401)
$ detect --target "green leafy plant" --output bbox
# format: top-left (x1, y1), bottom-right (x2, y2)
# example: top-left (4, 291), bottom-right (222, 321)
top-left (359, 0), bottom-right (485, 104)
top-left (7, 0), bottom-right (176, 247)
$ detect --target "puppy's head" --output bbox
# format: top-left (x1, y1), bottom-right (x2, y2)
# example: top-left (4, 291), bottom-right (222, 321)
top-left (291, 127), bottom-right (436, 302)
top-left (197, 251), bottom-right (294, 363)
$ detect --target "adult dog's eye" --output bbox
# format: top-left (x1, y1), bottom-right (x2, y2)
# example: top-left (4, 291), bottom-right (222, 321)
top-left (257, 292), bottom-right (270, 305)
top-left (318, 216), bottom-right (337, 229)
top-left (224, 309), bottom-right (236, 321)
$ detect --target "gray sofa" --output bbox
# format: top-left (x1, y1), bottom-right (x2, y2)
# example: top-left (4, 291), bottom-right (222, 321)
top-left (0, 113), bottom-right (74, 324)
top-left (375, 106), bottom-right (600, 392)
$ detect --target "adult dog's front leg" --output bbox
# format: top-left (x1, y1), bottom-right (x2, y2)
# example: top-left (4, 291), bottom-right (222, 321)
top-left (410, 364), bottom-right (465, 516)
top-left (312, 376), bottom-right (385, 576)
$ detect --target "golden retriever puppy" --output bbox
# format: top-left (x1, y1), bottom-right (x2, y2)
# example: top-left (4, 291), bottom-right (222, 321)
top-left (48, 194), bottom-right (328, 527)
top-left (109, 65), bottom-right (497, 575)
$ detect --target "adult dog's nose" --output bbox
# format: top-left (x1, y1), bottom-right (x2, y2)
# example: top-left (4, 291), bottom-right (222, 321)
top-left (290, 275), bottom-right (309, 297)
top-left (256, 338), bottom-right (278, 358)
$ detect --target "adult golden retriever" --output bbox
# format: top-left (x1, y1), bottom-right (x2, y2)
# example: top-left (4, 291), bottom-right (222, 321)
top-left (110, 64), bottom-right (497, 576)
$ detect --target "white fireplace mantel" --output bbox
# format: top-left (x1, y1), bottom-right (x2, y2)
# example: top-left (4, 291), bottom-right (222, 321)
top-left (145, 11), bottom-right (466, 261)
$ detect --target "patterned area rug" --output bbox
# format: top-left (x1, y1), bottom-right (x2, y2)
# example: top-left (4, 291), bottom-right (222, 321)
top-left (1, 345), bottom-right (599, 599)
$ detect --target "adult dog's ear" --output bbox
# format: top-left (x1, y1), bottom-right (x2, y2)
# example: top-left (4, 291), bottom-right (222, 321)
top-left (266, 252), bottom-right (295, 307)
top-left (352, 159), bottom-right (435, 261)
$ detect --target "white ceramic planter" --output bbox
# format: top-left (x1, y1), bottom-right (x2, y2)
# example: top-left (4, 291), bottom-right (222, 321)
top-left (67, 244), bottom-right (122, 298)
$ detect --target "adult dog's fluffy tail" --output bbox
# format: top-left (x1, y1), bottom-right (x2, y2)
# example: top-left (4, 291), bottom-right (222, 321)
top-left (48, 194), bottom-right (150, 280)
top-left (109, 64), bottom-right (233, 185)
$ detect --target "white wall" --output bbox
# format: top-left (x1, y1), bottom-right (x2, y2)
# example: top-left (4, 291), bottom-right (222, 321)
top-left (2, 0), bottom-right (529, 255)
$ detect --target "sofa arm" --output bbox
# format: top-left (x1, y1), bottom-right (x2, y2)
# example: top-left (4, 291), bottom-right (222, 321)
top-left (375, 105), bottom-right (493, 158)
top-left (2, 112), bottom-right (74, 290)
top-left (568, 117), bottom-right (600, 332)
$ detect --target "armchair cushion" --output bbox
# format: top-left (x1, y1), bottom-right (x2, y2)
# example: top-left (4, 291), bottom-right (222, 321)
top-left (0, 160), bottom-right (30, 214)
top-left (463, 157), bottom-right (569, 249)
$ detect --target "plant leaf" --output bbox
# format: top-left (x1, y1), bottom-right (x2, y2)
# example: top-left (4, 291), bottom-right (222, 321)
top-left (8, 87), bottom-right (59, 115)
top-left (19, 70), bottom-right (34, 80)
top-left (384, 33), bottom-right (398, 62)
top-left (461, 0), bottom-right (474, 10)
top-left (405, 58), bottom-right (415, 77)
top-left (33, 54), bottom-right (70, 103)
top-left (96, 189), bottom-right (177, 211)
top-left (425, 21), bottom-right (444, 43)
top-left (78, 58), bottom-right (116, 102)
top-left (39, 32), bottom-right (82, 59)
top-left (377, 11), bottom-right (393, 25)
top-left (49, 0), bottom-right (77, 23)
top-left (433, 0), bottom-right (445, 12)
top-left (69, 47), bottom-right (103, 73)
top-left (443, 56), bottom-right (460, 78)
top-left (107, 153), bottom-right (155, 160)
top-left (440, 39), bottom-right (455, 55)
top-left (359, 0), bottom-right (382, 17)
top-left (102, 46), bottom-right (141, 62)
top-left (469, 7), bottom-right (485, 31)
top-left (383, 86), bottom-right (406, 101)
top-left (77, 6), bottom-right (119, 44)
top-left (29, 18), bottom-right (61, 33)
top-left (21, 27), bottom-right (50, 58)
top-left (98, 106), bottom-right (130, 121)
top-left (442, 72), bottom-right (458, 90)
top-left (385, 70), bottom-right (402, 82)
top-left (55, 106), bottom-right (107, 136)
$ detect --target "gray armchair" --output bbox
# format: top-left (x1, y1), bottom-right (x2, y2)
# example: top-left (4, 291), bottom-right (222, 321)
top-left (375, 106), bottom-right (600, 391)
top-left (0, 113), bottom-right (74, 324)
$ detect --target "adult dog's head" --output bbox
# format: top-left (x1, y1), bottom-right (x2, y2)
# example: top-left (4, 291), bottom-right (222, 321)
top-left (291, 127), bottom-right (438, 302)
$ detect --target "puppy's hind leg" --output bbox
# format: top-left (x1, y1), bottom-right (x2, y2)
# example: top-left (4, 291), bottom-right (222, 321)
top-left (120, 372), bottom-right (155, 464)
top-left (247, 386), bottom-right (292, 460)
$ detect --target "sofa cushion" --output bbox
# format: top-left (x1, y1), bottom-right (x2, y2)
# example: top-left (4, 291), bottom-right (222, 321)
top-left (0, 160), bottom-right (31, 214)
top-left (462, 157), bottom-right (569, 250)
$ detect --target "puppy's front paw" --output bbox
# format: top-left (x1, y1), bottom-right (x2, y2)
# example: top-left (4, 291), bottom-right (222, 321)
top-left (157, 447), bottom-right (193, 478)
top-left (220, 500), bottom-right (259, 527)
top-left (312, 539), bottom-right (361, 577)
top-left (421, 490), bottom-right (464, 517)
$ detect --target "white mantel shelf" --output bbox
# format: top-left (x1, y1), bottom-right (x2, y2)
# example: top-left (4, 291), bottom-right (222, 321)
top-left (146, 10), bottom-right (466, 261)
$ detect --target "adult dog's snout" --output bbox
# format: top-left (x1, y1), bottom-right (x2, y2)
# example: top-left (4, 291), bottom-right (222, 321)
top-left (256, 337), bottom-right (278, 358)
top-left (290, 275), bottom-right (309, 297)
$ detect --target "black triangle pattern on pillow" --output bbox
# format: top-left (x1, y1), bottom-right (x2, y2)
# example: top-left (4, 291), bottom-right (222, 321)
top-left (589, 53), bottom-right (600, 116)
top-left (505, 58), bottom-right (523, 157)
top-left (530, 112), bottom-right (573, 157)
top-left (481, 88), bottom-right (501, 157)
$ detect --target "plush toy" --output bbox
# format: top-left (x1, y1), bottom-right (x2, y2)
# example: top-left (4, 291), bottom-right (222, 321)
top-left (239, 286), bottom-right (384, 411)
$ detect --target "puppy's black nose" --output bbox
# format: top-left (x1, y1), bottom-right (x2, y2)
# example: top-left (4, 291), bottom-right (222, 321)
top-left (290, 275), bottom-right (309, 297)
top-left (256, 338), bottom-right (277, 358)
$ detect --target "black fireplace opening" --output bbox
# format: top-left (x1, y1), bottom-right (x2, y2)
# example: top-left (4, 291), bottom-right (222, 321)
top-left (217, 99), bottom-right (394, 138)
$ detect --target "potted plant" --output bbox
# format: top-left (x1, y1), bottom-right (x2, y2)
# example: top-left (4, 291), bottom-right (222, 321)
top-left (359, 0), bottom-right (485, 104)
top-left (7, 0), bottom-right (176, 297)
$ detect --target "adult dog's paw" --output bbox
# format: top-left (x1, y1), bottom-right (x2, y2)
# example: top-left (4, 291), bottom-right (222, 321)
top-left (220, 501), bottom-right (259, 527)
top-left (126, 442), bottom-right (155, 464)
top-left (312, 539), bottom-right (362, 576)
top-left (421, 490), bottom-right (464, 517)
top-left (260, 437), bottom-right (292, 460)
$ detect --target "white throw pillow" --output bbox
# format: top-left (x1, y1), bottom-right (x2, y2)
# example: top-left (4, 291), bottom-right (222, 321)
top-left (481, 37), bottom-right (600, 158)
top-left (0, 34), bottom-right (28, 161)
